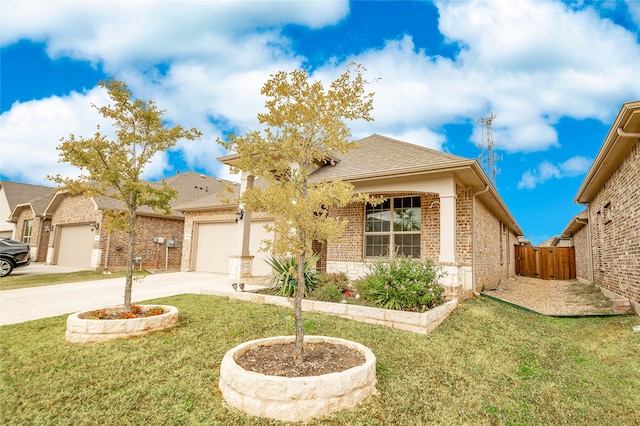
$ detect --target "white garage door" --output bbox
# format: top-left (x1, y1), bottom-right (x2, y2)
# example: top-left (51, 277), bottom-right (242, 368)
top-left (194, 220), bottom-right (274, 275)
top-left (250, 220), bottom-right (274, 276)
top-left (56, 225), bottom-right (94, 268)
top-left (194, 222), bottom-right (237, 273)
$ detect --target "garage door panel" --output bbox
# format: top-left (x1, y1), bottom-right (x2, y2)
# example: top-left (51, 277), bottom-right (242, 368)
top-left (57, 225), bottom-right (93, 268)
top-left (194, 220), bottom-right (274, 275)
top-left (250, 221), bottom-right (274, 276)
top-left (194, 222), bottom-right (237, 273)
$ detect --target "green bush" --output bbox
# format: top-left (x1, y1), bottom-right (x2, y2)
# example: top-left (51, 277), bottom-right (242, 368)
top-left (265, 255), bottom-right (319, 297)
top-left (355, 256), bottom-right (444, 312)
top-left (312, 272), bottom-right (350, 302)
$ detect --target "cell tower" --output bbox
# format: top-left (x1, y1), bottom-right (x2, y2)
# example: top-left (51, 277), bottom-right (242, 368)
top-left (478, 112), bottom-right (498, 187)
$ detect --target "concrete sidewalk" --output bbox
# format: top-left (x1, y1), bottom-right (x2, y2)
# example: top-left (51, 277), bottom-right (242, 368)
top-left (0, 271), bottom-right (267, 326)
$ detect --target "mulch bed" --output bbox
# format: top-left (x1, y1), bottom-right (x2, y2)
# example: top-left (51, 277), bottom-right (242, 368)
top-left (78, 305), bottom-right (165, 320)
top-left (236, 342), bottom-right (365, 377)
top-left (482, 276), bottom-right (620, 315)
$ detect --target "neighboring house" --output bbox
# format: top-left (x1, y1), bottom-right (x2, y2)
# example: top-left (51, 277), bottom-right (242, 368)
top-left (176, 181), bottom-right (276, 278)
top-left (32, 172), bottom-right (234, 270)
top-left (537, 235), bottom-right (572, 248)
top-left (558, 210), bottom-right (590, 283)
top-left (570, 100), bottom-right (640, 312)
top-left (199, 134), bottom-right (523, 297)
top-left (1, 181), bottom-right (56, 261)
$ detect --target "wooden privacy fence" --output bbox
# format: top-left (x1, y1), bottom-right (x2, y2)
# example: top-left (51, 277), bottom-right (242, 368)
top-left (515, 246), bottom-right (576, 280)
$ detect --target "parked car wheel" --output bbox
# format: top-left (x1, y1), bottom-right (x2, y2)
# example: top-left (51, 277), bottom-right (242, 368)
top-left (0, 258), bottom-right (13, 277)
top-left (0, 238), bottom-right (31, 277)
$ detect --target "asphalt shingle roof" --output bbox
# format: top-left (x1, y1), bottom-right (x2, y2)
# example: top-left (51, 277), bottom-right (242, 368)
top-left (309, 134), bottom-right (470, 182)
top-left (0, 180), bottom-right (56, 213)
top-left (56, 172), bottom-right (238, 218)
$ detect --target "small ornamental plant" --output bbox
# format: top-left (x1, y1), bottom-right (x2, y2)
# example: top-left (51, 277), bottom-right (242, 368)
top-left (312, 272), bottom-right (352, 303)
top-left (80, 305), bottom-right (166, 320)
top-left (355, 256), bottom-right (445, 312)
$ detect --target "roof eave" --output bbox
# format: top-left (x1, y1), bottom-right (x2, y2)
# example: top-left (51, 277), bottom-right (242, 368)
top-left (575, 100), bottom-right (640, 204)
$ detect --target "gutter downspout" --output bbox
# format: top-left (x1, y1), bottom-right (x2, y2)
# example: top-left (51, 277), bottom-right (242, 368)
top-left (471, 185), bottom-right (491, 297)
top-left (104, 233), bottom-right (111, 270)
top-left (617, 128), bottom-right (640, 138)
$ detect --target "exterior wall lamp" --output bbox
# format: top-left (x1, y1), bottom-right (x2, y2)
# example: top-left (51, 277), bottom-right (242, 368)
top-left (235, 208), bottom-right (244, 222)
top-left (90, 221), bottom-right (100, 232)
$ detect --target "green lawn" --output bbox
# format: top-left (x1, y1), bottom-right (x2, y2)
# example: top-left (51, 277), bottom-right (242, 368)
top-left (0, 270), bottom-right (149, 291)
top-left (1, 295), bottom-right (639, 425)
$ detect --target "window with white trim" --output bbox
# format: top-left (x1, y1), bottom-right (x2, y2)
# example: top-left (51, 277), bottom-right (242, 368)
top-left (365, 196), bottom-right (421, 257)
top-left (22, 219), bottom-right (33, 245)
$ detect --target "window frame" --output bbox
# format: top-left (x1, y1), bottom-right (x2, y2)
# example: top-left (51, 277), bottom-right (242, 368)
top-left (22, 219), bottom-right (34, 245)
top-left (364, 195), bottom-right (422, 258)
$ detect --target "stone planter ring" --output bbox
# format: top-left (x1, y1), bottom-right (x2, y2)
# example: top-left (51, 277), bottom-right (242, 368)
top-left (219, 335), bottom-right (377, 422)
top-left (65, 305), bottom-right (179, 343)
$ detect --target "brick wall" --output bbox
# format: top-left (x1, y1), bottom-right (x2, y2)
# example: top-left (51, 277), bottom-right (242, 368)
top-left (573, 223), bottom-right (590, 283)
top-left (98, 215), bottom-right (185, 271)
top-left (456, 185), bottom-right (472, 266)
top-left (508, 229), bottom-right (518, 277)
top-left (589, 141), bottom-right (639, 304)
top-left (14, 209), bottom-right (50, 262)
top-left (474, 197), bottom-right (510, 290)
top-left (326, 202), bottom-right (365, 262)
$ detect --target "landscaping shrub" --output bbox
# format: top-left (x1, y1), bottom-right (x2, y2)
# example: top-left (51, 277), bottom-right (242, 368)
top-left (355, 256), bottom-right (444, 312)
top-left (312, 272), bottom-right (351, 303)
top-left (265, 255), bottom-right (319, 297)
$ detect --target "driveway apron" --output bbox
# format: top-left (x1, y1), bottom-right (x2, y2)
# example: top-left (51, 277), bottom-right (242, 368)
top-left (0, 271), bottom-right (261, 326)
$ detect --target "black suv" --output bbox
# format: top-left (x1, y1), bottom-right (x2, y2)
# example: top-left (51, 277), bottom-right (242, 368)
top-left (0, 238), bottom-right (31, 277)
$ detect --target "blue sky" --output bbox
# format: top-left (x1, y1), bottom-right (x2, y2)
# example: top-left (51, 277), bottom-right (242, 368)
top-left (1, 0), bottom-right (639, 245)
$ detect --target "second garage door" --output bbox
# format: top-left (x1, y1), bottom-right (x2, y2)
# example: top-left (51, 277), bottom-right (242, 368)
top-left (193, 220), bottom-right (274, 275)
top-left (194, 222), bottom-right (237, 273)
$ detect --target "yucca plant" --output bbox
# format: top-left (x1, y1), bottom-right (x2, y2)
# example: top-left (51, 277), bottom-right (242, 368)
top-left (265, 254), bottom-right (320, 297)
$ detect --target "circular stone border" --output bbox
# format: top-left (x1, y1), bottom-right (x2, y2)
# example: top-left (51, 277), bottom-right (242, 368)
top-left (219, 335), bottom-right (377, 422)
top-left (65, 305), bottom-right (179, 343)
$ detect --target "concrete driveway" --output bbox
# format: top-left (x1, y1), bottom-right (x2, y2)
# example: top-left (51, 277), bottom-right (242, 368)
top-left (0, 267), bottom-right (267, 326)
top-left (8, 262), bottom-right (89, 276)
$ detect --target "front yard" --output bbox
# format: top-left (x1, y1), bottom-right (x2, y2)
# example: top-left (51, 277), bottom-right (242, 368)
top-left (1, 294), bottom-right (639, 425)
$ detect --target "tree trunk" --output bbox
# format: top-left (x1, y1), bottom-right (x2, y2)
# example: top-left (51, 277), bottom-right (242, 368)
top-left (293, 251), bottom-right (305, 366)
top-left (123, 215), bottom-right (136, 311)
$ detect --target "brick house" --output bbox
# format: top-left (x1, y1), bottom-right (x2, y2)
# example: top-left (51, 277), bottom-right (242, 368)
top-left (568, 100), bottom-right (640, 312)
top-left (36, 172), bottom-right (234, 270)
top-left (191, 134), bottom-right (523, 297)
top-left (556, 210), bottom-right (590, 283)
top-left (176, 178), bottom-right (276, 278)
top-left (1, 180), bottom-right (56, 261)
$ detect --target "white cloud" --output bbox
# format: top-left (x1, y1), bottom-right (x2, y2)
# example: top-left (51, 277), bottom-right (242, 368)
top-left (0, 88), bottom-right (110, 185)
top-left (517, 156), bottom-right (592, 189)
top-left (304, 0), bottom-right (640, 154)
top-left (384, 128), bottom-right (446, 152)
top-left (0, 1), bottom-right (348, 71)
top-left (1, 0), bottom-right (639, 185)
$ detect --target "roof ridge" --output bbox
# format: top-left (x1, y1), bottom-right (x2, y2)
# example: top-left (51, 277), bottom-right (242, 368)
top-left (0, 180), bottom-right (55, 190)
top-left (365, 133), bottom-right (465, 160)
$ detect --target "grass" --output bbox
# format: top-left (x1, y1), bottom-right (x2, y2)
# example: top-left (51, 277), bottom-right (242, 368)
top-left (567, 281), bottom-right (617, 311)
top-left (0, 270), bottom-right (149, 291)
top-left (1, 295), bottom-right (639, 425)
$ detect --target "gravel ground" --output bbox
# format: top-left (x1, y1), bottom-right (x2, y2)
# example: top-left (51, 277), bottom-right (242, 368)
top-left (482, 276), bottom-right (622, 316)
